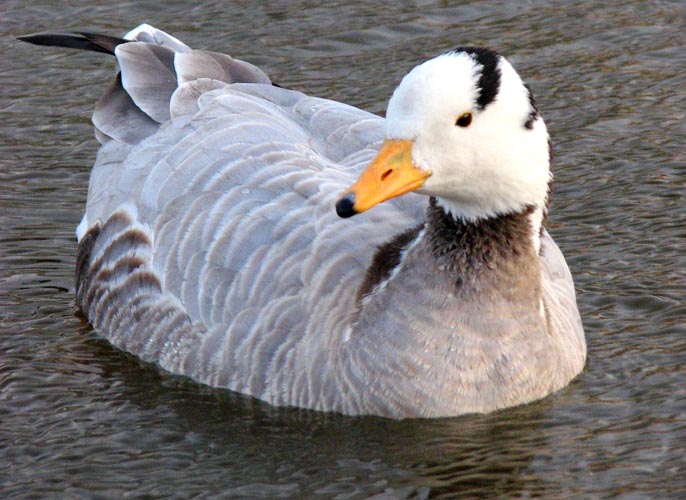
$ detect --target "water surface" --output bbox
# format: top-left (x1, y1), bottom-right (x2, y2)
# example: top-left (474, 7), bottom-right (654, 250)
top-left (2, 0), bottom-right (685, 498)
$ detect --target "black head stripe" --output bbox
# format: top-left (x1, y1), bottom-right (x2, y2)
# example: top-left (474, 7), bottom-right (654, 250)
top-left (453, 47), bottom-right (501, 110)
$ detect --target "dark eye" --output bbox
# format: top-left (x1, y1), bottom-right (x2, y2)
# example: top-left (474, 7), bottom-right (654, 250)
top-left (455, 112), bottom-right (472, 127)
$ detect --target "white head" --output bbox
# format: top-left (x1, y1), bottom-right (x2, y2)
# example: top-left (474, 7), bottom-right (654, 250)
top-left (338, 47), bottom-right (551, 233)
top-left (387, 48), bottom-right (550, 221)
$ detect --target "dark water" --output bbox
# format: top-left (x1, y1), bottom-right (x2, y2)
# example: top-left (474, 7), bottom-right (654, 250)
top-left (2, 1), bottom-right (685, 498)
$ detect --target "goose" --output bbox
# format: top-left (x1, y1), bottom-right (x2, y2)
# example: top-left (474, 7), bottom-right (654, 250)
top-left (20, 24), bottom-right (586, 418)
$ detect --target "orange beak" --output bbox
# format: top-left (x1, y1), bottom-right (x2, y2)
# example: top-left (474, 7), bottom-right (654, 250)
top-left (335, 139), bottom-right (431, 218)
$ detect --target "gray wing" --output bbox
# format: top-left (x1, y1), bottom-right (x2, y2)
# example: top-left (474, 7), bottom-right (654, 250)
top-left (75, 25), bottom-right (424, 403)
top-left (539, 229), bottom-right (587, 377)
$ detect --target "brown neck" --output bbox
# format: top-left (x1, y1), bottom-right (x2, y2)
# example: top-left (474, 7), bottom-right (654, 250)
top-left (422, 198), bottom-right (541, 297)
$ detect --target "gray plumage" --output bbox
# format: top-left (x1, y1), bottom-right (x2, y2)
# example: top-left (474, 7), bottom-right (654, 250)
top-left (22, 24), bottom-right (585, 418)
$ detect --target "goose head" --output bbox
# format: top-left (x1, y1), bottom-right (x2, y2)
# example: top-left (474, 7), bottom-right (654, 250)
top-left (336, 47), bottom-right (551, 223)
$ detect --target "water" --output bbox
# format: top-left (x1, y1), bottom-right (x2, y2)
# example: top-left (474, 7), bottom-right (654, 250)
top-left (2, 0), bottom-right (685, 497)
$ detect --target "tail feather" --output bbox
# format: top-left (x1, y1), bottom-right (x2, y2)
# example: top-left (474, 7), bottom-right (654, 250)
top-left (17, 32), bottom-right (127, 55)
top-left (18, 24), bottom-right (274, 146)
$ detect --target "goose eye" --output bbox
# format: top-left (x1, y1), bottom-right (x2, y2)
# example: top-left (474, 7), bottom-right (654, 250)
top-left (455, 112), bottom-right (472, 128)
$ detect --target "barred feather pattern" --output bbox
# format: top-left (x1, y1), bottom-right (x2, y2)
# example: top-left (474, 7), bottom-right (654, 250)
top-left (78, 78), bottom-right (427, 414)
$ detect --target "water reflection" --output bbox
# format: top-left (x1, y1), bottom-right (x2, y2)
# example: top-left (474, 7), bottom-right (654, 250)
top-left (81, 333), bottom-right (579, 498)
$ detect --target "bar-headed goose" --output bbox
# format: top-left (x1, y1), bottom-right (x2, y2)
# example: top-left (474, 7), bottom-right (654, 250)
top-left (20, 24), bottom-right (585, 418)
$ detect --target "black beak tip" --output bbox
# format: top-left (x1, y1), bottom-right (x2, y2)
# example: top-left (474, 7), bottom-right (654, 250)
top-left (335, 193), bottom-right (357, 218)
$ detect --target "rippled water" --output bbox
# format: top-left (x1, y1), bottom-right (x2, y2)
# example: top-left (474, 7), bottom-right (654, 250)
top-left (2, 0), bottom-right (685, 498)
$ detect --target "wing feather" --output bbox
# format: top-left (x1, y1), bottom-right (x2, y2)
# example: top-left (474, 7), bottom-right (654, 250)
top-left (540, 229), bottom-right (587, 373)
top-left (62, 25), bottom-right (437, 413)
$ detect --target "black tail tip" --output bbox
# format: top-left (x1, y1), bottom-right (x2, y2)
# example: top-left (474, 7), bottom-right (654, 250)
top-left (16, 32), bottom-right (123, 55)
